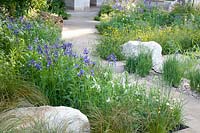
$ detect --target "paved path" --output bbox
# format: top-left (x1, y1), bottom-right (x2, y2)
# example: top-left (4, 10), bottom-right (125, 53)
top-left (62, 8), bottom-right (99, 55)
top-left (62, 8), bottom-right (200, 133)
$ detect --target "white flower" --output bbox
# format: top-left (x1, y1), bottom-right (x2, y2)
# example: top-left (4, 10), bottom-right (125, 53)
top-left (106, 97), bottom-right (111, 103)
top-left (156, 99), bottom-right (159, 102)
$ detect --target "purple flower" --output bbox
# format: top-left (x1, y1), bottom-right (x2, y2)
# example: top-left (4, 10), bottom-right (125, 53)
top-left (64, 49), bottom-right (72, 56)
top-left (78, 69), bottom-right (85, 77)
top-left (35, 62), bottom-right (42, 70)
top-left (25, 23), bottom-right (32, 30)
top-left (90, 61), bottom-right (96, 66)
top-left (62, 42), bottom-right (72, 50)
top-left (83, 55), bottom-right (90, 64)
top-left (113, 1), bottom-right (123, 11)
top-left (83, 48), bottom-right (89, 55)
top-left (13, 30), bottom-right (19, 35)
top-left (8, 17), bottom-right (14, 23)
top-left (53, 50), bottom-right (59, 58)
top-left (28, 45), bottom-right (33, 51)
top-left (52, 43), bottom-right (59, 49)
top-left (62, 42), bottom-right (73, 56)
top-left (28, 59), bottom-right (36, 66)
top-left (7, 24), bottom-right (13, 30)
top-left (37, 45), bottom-right (43, 54)
top-left (74, 64), bottom-right (79, 68)
top-left (72, 53), bottom-right (78, 58)
top-left (44, 44), bottom-right (49, 55)
top-left (19, 16), bottom-right (24, 22)
top-left (107, 53), bottom-right (117, 63)
top-left (91, 69), bottom-right (95, 76)
top-left (47, 59), bottom-right (52, 68)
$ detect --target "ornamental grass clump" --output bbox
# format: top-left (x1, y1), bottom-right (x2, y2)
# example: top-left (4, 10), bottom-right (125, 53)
top-left (88, 77), bottom-right (183, 133)
top-left (163, 56), bottom-right (184, 87)
top-left (125, 51), bottom-right (152, 77)
top-left (188, 69), bottom-right (200, 92)
top-left (0, 54), bottom-right (48, 112)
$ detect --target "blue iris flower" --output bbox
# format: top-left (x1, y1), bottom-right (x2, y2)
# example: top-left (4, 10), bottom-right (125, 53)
top-left (74, 64), bottom-right (79, 68)
top-left (25, 23), bottom-right (32, 30)
top-left (78, 69), bottom-right (85, 77)
top-left (83, 55), bottom-right (90, 64)
top-left (35, 63), bottom-right (42, 70)
top-left (13, 30), bottom-right (19, 35)
top-left (83, 48), bottom-right (89, 55)
top-left (107, 53), bottom-right (117, 63)
top-left (91, 69), bottom-right (95, 76)
top-left (47, 59), bottom-right (52, 68)
top-left (28, 45), bottom-right (33, 51)
top-left (7, 24), bottom-right (13, 30)
top-left (37, 45), bottom-right (43, 54)
top-left (44, 44), bottom-right (49, 55)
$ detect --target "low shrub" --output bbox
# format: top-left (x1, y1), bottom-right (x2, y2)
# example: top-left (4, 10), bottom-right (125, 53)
top-left (125, 51), bottom-right (152, 77)
top-left (138, 26), bottom-right (200, 55)
top-left (96, 27), bottom-right (130, 60)
top-left (47, 0), bottom-right (70, 19)
top-left (94, 4), bottom-right (114, 21)
top-left (188, 69), bottom-right (200, 92)
top-left (0, 0), bottom-right (47, 17)
top-left (163, 56), bottom-right (184, 87)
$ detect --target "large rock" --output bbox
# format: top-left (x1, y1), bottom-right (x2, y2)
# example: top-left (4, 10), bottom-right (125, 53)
top-left (122, 41), bottom-right (163, 73)
top-left (0, 106), bottom-right (90, 132)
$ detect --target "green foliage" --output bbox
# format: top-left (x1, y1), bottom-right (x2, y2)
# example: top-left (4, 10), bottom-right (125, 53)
top-left (163, 56), bottom-right (184, 87)
top-left (125, 51), bottom-right (152, 77)
top-left (47, 0), bottom-right (70, 19)
top-left (0, 0), bottom-right (47, 17)
top-left (0, 8), bottom-right (183, 133)
top-left (0, 17), bottom-right (61, 55)
top-left (97, 4), bottom-right (200, 60)
top-left (0, 53), bottom-right (48, 112)
top-left (89, 82), bottom-right (183, 132)
top-left (95, 5), bottom-right (114, 21)
top-left (188, 69), bottom-right (200, 92)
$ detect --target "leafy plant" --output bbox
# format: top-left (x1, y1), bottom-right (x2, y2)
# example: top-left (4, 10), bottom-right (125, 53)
top-left (0, 17), bottom-right (61, 55)
top-left (0, 0), bottom-right (47, 17)
top-left (96, 4), bottom-right (200, 59)
top-left (89, 82), bottom-right (183, 133)
top-left (162, 56), bottom-right (184, 87)
top-left (94, 4), bottom-right (114, 21)
top-left (0, 52), bottom-right (48, 112)
top-left (47, 0), bottom-right (70, 19)
top-left (125, 50), bottom-right (152, 77)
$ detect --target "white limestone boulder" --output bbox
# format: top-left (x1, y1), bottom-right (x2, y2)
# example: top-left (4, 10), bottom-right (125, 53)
top-left (1, 106), bottom-right (90, 132)
top-left (122, 41), bottom-right (163, 73)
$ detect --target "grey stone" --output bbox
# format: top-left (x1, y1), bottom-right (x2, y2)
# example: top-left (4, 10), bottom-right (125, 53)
top-left (1, 106), bottom-right (90, 132)
top-left (122, 41), bottom-right (163, 73)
